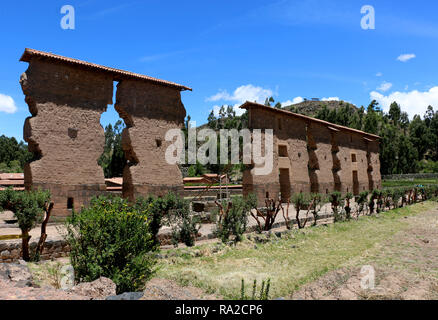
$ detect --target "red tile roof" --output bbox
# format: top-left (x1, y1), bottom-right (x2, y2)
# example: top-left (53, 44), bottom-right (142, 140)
top-left (0, 173), bottom-right (24, 180)
top-left (20, 48), bottom-right (192, 91)
top-left (240, 101), bottom-right (380, 140)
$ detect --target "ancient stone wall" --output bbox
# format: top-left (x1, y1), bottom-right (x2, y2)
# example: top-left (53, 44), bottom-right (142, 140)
top-left (367, 139), bottom-right (381, 190)
top-left (307, 122), bottom-right (334, 194)
top-left (242, 103), bottom-right (382, 205)
top-left (20, 49), bottom-right (190, 216)
top-left (115, 80), bottom-right (186, 201)
top-left (243, 108), bottom-right (280, 202)
top-left (20, 59), bottom-right (113, 216)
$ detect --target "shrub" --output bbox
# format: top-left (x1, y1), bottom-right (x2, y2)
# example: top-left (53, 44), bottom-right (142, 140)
top-left (392, 188), bottom-right (404, 208)
top-left (344, 192), bottom-right (354, 220)
top-left (369, 189), bottom-right (381, 215)
top-left (0, 187), bottom-right (51, 261)
top-left (64, 195), bottom-right (157, 294)
top-left (329, 191), bottom-right (343, 222)
top-left (166, 195), bottom-right (200, 247)
top-left (382, 189), bottom-right (392, 210)
top-left (310, 193), bottom-right (326, 225)
top-left (214, 196), bottom-right (252, 243)
top-left (356, 191), bottom-right (369, 216)
top-left (291, 193), bottom-right (312, 228)
top-left (133, 192), bottom-right (188, 246)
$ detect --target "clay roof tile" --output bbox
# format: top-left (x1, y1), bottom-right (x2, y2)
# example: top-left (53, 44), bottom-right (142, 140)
top-left (240, 101), bottom-right (380, 140)
top-left (20, 48), bottom-right (192, 91)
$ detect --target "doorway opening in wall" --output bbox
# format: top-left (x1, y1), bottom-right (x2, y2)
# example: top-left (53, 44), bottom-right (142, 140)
top-left (352, 170), bottom-right (359, 195)
top-left (99, 82), bottom-right (127, 182)
top-left (279, 168), bottom-right (291, 203)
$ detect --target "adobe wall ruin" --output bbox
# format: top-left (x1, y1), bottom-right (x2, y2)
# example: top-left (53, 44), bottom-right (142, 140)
top-left (20, 49), bottom-right (190, 216)
top-left (241, 102), bottom-right (381, 206)
top-left (115, 80), bottom-right (186, 201)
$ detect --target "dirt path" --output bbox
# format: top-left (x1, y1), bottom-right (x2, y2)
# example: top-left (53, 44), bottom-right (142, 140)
top-left (291, 205), bottom-right (438, 300)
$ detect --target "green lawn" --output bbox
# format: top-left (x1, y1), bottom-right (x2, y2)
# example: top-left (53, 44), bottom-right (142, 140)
top-left (382, 179), bottom-right (437, 188)
top-left (156, 201), bottom-right (438, 299)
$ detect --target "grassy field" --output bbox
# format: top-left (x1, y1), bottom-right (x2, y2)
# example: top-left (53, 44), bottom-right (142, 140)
top-left (382, 178), bottom-right (437, 188)
top-left (156, 201), bottom-right (438, 299)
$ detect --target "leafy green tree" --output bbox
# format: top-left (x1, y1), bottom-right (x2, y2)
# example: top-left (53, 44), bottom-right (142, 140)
top-left (98, 120), bottom-right (126, 178)
top-left (388, 102), bottom-right (401, 126)
top-left (409, 115), bottom-right (433, 160)
top-left (0, 135), bottom-right (32, 172)
top-left (363, 100), bottom-right (380, 134)
top-left (0, 188), bottom-right (51, 261)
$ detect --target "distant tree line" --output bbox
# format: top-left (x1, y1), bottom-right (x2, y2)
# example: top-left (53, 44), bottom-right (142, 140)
top-left (0, 135), bottom-right (32, 173)
top-left (314, 100), bottom-right (438, 175)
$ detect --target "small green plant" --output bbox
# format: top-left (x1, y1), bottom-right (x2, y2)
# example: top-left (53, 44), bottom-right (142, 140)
top-left (65, 195), bottom-right (157, 294)
top-left (134, 192), bottom-right (189, 246)
top-left (310, 193), bottom-right (326, 226)
top-left (356, 191), bottom-right (369, 217)
top-left (369, 189), bottom-right (381, 215)
top-left (0, 187), bottom-right (51, 261)
top-left (392, 188), bottom-right (404, 208)
top-left (344, 192), bottom-right (354, 220)
top-left (166, 196), bottom-right (201, 247)
top-left (214, 196), bottom-right (252, 243)
top-left (240, 278), bottom-right (271, 300)
top-left (291, 192), bottom-right (312, 228)
top-left (329, 191), bottom-right (343, 222)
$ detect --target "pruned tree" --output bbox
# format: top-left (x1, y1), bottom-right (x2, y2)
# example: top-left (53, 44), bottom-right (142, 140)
top-left (250, 198), bottom-right (282, 231)
top-left (0, 187), bottom-right (51, 261)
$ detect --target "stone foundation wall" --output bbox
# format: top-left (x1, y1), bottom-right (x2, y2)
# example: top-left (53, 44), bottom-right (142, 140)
top-left (0, 239), bottom-right (69, 264)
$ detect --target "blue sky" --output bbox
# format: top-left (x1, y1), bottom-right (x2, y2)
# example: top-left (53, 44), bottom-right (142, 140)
top-left (1, 0), bottom-right (438, 140)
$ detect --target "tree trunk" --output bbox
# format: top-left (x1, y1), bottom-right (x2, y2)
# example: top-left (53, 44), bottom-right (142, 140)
top-left (35, 202), bottom-right (54, 259)
top-left (21, 230), bottom-right (31, 261)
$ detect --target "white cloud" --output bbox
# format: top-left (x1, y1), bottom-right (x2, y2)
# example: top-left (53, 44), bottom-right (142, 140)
top-left (207, 84), bottom-right (273, 104)
top-left (376, 72), bottom-right (383, 77)
top-left (370, 86), bottom-right (438, 118)
top-left (281, 97), bottom-right (304, 106)
top-left (322, 97), bottom-right (340, 101)
top-left (207, 84), bottom-right (274, 117)
top-left (0, 94), bottom-right (18, 114)
top-left (397, 53), bottom-right (416, 62)
top-left (377, 81), bottom-right (393, 92)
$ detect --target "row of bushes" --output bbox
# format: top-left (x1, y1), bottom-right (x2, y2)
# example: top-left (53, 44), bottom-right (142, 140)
top-left (213, 184), bottom-right (438, 244)
top-left (2, 184), bottom-right (438, 293)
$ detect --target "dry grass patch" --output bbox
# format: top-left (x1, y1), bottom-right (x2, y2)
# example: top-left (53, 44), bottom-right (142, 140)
top-left (157, 202), bottom-right (438, 299)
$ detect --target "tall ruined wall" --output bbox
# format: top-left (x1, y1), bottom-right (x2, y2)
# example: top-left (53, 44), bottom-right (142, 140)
top-left (243, 108), bottom-right (280, 203)
top-left (278, 115), bottom-right (310, 194)
top-left (243, 106), bottom-right (380, 204)
top-left (243, 108), bottom-right (310, 205)
top-left (115, 80), bottom-right (186, 200)
top-left (367, 140), bottom-right (382, 190)
top-left (20, 59), bottom-right (113, 216)
top-left (307, 122), bottom-right (334, 194)
top-left (336, 131), bottom-right (370, 194)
